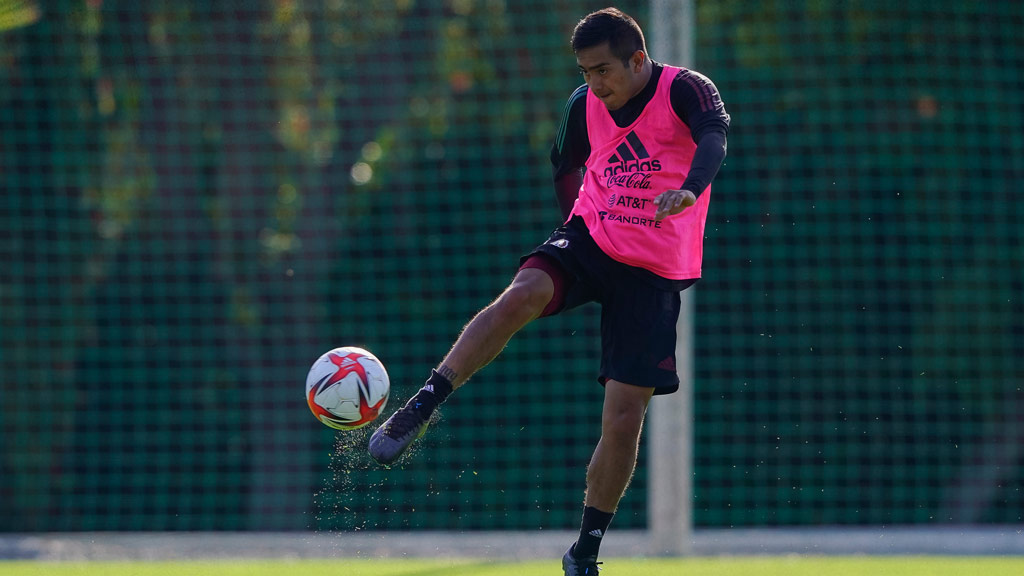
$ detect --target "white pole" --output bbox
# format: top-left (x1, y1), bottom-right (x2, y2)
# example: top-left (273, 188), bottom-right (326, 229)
top-left (647, 0), bottom-right (695, 556)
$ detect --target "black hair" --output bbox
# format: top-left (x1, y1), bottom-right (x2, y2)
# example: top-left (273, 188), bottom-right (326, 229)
top-left (571, 7), bottom-right (647, 65)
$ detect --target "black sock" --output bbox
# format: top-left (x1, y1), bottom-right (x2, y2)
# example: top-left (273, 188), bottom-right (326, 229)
top-left (573, 506), bottom-right (614, 559)
top-left (409, 369), bottom-right (453, 418)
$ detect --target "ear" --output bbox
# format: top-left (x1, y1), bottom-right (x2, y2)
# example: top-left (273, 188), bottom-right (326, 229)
top-left (631, 50), bottom-right (646, 72)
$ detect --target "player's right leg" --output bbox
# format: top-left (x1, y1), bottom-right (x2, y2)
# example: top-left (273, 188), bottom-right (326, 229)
top-left (437, 265), bottom-right (557, 390)
top-left (368, 266), bottom-right (557, 465)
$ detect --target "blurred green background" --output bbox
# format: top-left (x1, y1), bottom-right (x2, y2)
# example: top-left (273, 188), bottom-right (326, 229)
top-left (1, 0), bottom-right (1021, 532)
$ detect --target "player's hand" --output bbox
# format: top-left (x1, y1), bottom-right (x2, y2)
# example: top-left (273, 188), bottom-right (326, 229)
top-left (653, 189), bottom-right (697, 221)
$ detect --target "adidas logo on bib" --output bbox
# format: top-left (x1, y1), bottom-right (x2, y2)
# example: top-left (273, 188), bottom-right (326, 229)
top-left (603, 131), bottom-right (662, 178)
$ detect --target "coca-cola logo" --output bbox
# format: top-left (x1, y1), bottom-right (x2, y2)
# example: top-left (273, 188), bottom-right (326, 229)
top-left (606, 172), bottom-right (653, 189)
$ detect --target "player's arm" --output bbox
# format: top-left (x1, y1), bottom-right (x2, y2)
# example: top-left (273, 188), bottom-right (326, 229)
top-left (654, 70), bottom-right (730, 221)
top-left (550, 84), bottom-right (590, 221)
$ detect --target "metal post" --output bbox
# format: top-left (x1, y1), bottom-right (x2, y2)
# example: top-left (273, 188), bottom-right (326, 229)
top-left (647, 0), bottom-right (695, 556)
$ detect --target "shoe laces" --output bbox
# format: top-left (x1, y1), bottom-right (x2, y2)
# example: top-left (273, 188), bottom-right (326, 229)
top-left (571, 557), bottom-right (601, 575)
top-left (384, 403), bottom-right (426, 437)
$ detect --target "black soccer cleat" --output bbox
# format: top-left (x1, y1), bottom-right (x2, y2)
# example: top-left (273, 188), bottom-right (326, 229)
top-left (562, 545), bottom-right (602, 576)
top-left (367, 398), bottom-right (431, 465)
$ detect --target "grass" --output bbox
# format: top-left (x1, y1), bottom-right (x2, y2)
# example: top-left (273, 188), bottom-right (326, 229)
top-left (4, 557), bottom-right (1024, 576)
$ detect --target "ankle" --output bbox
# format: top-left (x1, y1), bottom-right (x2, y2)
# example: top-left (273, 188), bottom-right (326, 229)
top-left (573, 506), bottom-right (614, 559)
top-left (407, 370), bottom-right (454, 417)
top-left (423, 369), bottom-right (454, 403)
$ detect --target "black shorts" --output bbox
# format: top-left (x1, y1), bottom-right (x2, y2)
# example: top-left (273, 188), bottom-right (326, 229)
top-left (519, 217), bottom-right (695, 395)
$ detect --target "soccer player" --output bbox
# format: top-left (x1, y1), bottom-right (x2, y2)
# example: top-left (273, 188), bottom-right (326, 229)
top-left (370, 7), bottom-right (729, 574)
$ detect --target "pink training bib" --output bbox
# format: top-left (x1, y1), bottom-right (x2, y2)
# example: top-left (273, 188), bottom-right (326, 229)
top-left (571, 65), bottom-right (710, 280)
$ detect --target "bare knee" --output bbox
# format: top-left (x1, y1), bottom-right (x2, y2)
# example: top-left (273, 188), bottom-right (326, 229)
top-left (602, 402), bottom-right (646, 441)
top-left (601, 381), bottom-right (653, 440)
top-left (492, 268), bottom-right (554, 322)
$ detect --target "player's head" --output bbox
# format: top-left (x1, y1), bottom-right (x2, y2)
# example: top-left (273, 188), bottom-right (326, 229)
top-left (571, 7), bottom-right (647, 65)
top-left (571, 8), bottom-right (650, 111)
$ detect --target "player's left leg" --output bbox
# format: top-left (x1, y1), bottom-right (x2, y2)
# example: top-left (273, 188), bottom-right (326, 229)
top-left (564, 380), bottom-right (654, 575)
top-left (586, 379), bottom-right (655, 509)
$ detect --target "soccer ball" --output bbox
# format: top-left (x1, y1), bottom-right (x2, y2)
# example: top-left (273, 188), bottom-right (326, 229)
top-left (306, 346), bottom-right (390, 430)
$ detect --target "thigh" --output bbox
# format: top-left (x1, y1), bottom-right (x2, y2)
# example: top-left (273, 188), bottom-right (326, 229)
top-left (519, 219), bottom-right (602, 315)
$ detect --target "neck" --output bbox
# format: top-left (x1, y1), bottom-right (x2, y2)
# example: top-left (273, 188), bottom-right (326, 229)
top-left (639, 58), bottom-right (653, 81)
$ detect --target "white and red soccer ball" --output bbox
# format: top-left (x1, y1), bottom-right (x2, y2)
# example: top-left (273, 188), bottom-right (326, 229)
top-left (305, 347), bottom-right (390, 430)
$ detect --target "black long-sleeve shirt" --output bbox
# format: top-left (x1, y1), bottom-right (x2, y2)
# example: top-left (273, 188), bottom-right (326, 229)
top-left (550, 62), bottom-right (730, 220)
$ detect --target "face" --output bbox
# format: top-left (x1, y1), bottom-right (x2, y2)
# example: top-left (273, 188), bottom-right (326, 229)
top-left (575, 42), bottom-right (646, 111)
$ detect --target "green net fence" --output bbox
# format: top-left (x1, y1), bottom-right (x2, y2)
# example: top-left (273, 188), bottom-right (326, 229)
top-left (1, 0), bottom-right (1022, 532)
top-left (693, 1), bottom-right (1024, 526)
